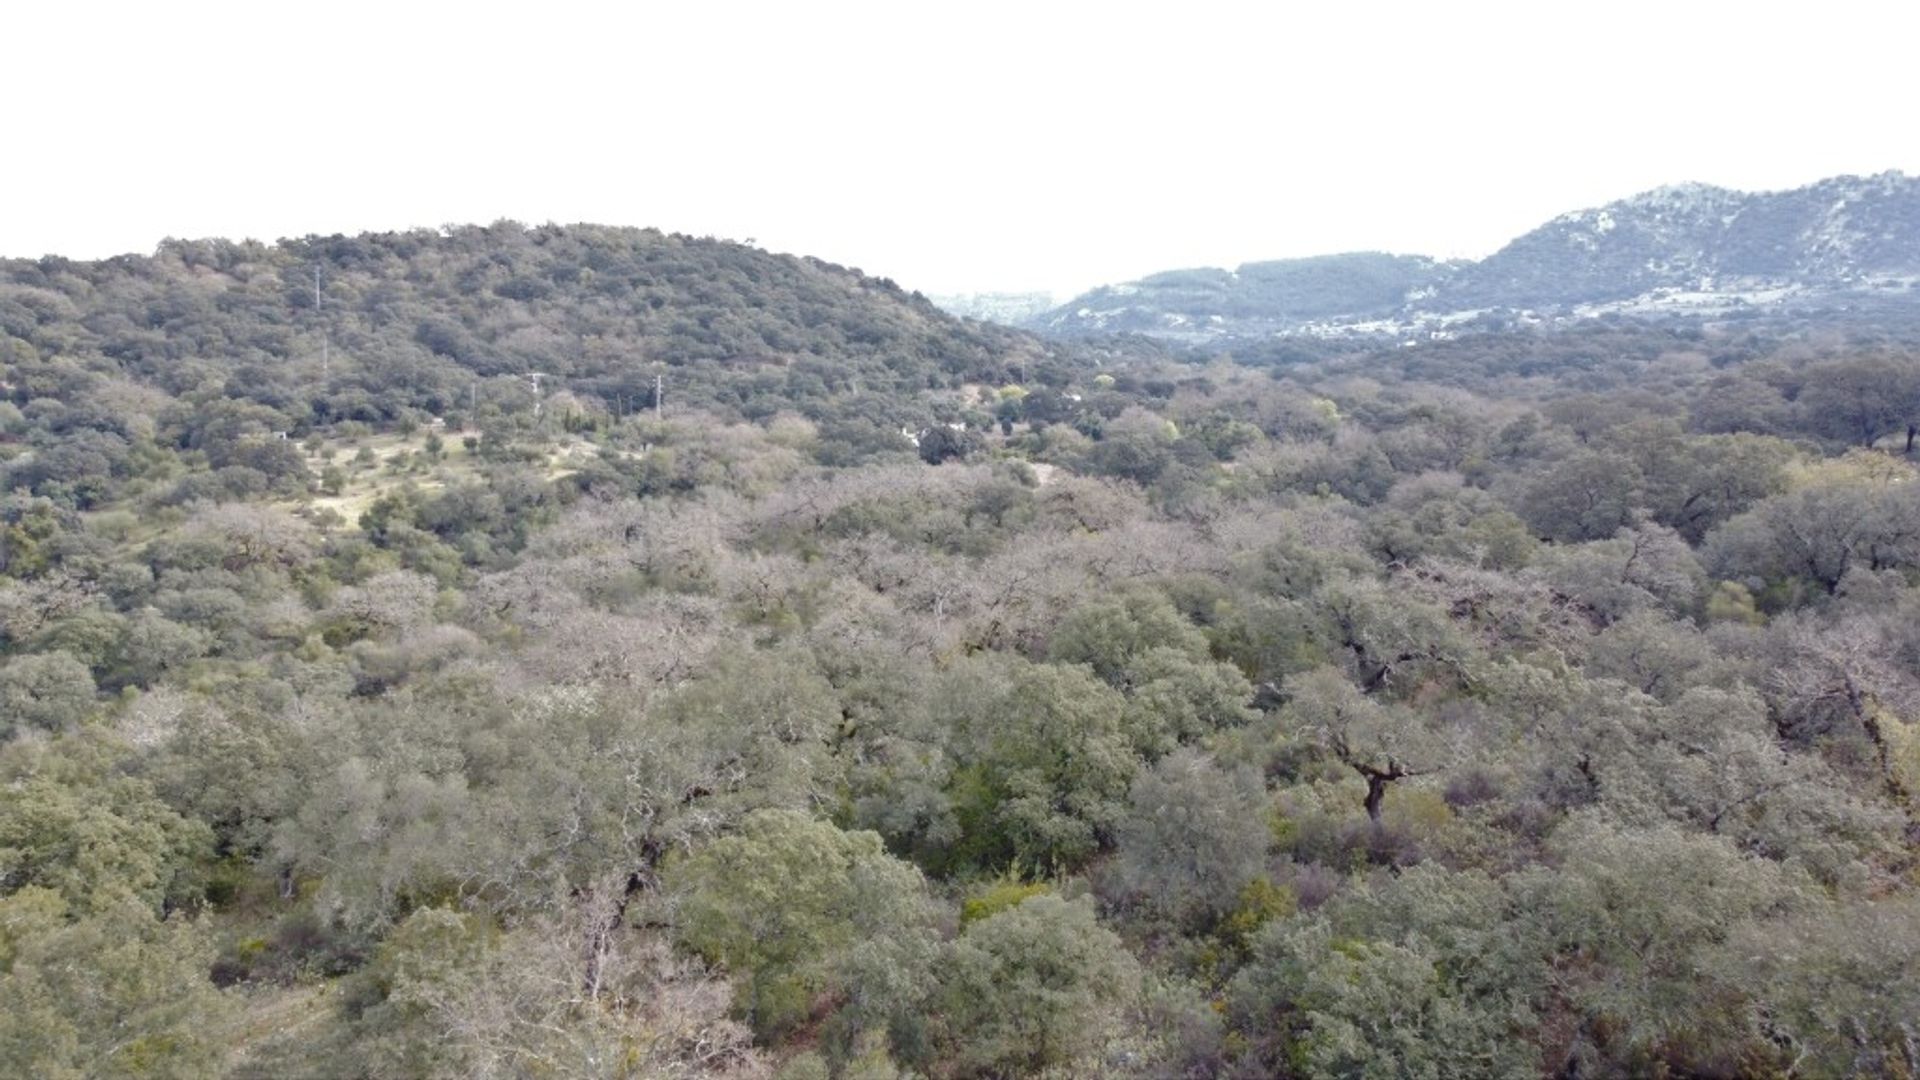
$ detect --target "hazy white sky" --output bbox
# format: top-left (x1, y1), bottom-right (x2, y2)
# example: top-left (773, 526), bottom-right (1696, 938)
top-left (9, 1), bottom-right (1918, 298)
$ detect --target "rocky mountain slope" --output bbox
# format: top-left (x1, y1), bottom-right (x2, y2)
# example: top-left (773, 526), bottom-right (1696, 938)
top-left (1025, 171), bottom-right (1920, 340)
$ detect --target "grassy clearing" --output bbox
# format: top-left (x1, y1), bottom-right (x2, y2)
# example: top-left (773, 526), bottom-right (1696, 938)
top-left (284, 428), bottom-right (605, 529)
top-left (219, 982), bottom-right (336, 1078)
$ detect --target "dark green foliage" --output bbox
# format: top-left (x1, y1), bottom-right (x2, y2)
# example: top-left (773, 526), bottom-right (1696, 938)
top-left (916, 424), bottom-right (984, 465)
top-left (932, 894), bottom-right (1138, 1077)
top-left (0, 651), bottom-right (97, 736)
top-left (0, 888), bottom-right (231, 1079)
top-left (1109, 749), bottom-right (1270, 928)
top-left (938, 657), bottom-right (1137, 874)
top-left (667, 809), bottom-right (936, 1045)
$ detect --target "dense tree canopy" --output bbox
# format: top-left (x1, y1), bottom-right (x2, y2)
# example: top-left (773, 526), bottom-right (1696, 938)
top-left (2, 228), bottom-right (1920, 1077)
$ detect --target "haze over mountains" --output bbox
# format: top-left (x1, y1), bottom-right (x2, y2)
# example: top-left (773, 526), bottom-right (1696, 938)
top-left (1003, 171), bottom-right (1920, 341)
top-left (924, 291), bottom-right (1056, 325)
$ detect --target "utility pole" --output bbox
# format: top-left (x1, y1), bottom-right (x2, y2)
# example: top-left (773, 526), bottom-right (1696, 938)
top-left (654, 371), bottom-right (664, 422)
top-left (313, 266), bottom-right (329, 379)
top-left (528, 372), bottom-right (548, 420)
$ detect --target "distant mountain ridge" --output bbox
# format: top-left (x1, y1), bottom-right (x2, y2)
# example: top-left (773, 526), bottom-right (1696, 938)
top-left (927, 291), bottom-right (1056, 324)
top-left (1027, 254), bottom-right (1455, 339)
top-left (1024, 171), bottom-right (1920, 340)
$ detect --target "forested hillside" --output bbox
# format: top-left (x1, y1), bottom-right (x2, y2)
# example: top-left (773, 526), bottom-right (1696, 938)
top-left (0, 224), bottom-right (1093, 489)
top-left (4, 227), bottom-right (1920, 1078)
top-left (1027, 254), bottom-right (1451, 339)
